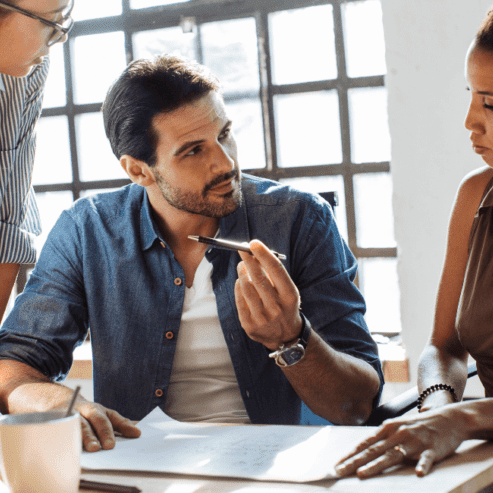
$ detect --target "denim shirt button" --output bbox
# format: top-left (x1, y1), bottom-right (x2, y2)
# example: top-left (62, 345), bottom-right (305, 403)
top-left (174, 278), bottom-right (182, 286)
top-left (155, 389), bottom-right (163, 397)
top-left (246, 390), bottom-right (250, 398)
top-left (165, 331), bottom-right (174, 340)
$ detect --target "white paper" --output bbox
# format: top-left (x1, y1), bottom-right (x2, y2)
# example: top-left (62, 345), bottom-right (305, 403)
top-left (81, 407), bottom-right (376, 483)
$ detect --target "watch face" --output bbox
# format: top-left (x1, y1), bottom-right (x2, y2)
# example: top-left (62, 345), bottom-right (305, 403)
top-left (279, 345), bottom-right (305, 366)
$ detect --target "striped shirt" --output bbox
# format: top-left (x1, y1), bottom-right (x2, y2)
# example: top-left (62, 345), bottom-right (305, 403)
top-left (0, 58), bottom-right (49, 264)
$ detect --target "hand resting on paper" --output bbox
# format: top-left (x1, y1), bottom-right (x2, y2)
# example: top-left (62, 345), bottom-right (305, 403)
top-left (335, 399), bottom-right (493, 478)
top-left (0, 359), bottom-right (141, 452)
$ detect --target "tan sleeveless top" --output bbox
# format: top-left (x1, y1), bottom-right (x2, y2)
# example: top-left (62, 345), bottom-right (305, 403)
top-left (456, 176), bottom-right (493, 396)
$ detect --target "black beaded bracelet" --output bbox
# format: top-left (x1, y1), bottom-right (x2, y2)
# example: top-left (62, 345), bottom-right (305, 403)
top-left (417, 383), bottom-right (458, 411)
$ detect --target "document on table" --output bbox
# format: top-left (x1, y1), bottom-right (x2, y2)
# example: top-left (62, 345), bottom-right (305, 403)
top-left (81, 407), bottom-right (376, 483)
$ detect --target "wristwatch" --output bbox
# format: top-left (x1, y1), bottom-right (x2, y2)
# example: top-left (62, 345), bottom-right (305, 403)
top-left (269, 313), bottom-right (311, 367)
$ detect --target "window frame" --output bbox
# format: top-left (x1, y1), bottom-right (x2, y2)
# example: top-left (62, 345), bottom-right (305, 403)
top-left (32, 0), bottom-right (397, 333)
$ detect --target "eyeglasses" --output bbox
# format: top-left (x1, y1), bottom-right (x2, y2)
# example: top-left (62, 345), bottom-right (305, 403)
top-left (0, 0), bottom-right (74, 47)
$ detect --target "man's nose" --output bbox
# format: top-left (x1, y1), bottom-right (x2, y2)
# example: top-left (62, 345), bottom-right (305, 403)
top-left (210, 143), bottom-right (235, 173)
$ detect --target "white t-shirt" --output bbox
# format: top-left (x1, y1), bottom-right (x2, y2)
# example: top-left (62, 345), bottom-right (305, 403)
top-left (164, 255), bottom-right (250, 423)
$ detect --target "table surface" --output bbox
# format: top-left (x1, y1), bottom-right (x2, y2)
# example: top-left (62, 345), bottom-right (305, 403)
top-left (79, 438), bottom-right (493, 493)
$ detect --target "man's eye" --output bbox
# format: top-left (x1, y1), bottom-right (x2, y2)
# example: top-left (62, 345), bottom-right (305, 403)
top-left (186, 146), bottom-right (201, 156)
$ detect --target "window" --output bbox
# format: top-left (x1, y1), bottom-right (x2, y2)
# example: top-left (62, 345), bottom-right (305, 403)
top-left (32, 0), bottom-right (399, 334)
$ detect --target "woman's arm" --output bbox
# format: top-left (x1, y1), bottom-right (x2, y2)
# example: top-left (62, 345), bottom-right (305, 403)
top-left (417, 167), bottom-right (493, 411)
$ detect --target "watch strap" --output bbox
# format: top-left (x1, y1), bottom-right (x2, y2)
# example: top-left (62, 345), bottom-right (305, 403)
top-left (297, 311), bottom-right (311, 349)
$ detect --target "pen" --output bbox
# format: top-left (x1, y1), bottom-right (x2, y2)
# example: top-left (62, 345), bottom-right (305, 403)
top-left (188, 235), bottom-right (287, 260)
top-left (79, 479), bottom-right (142, 493)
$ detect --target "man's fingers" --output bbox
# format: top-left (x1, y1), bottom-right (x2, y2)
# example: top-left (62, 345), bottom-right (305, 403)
top-left (78, 404), bottom-right (117, 450)
top-left (248, 241), bottom-right (296, 300)
top-left (80, 416), bottom-right (102, 452)
top-left (107, 409), bottom-right (141, 438)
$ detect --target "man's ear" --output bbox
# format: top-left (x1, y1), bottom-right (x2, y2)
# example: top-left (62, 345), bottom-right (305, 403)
top-left (120, 155), bottom-right (155, 186)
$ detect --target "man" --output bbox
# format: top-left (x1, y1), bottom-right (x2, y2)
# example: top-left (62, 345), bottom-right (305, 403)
top-left (0, 0), bottom-right (73, 320)
top-left (0, 55), bottom-right (383, 452)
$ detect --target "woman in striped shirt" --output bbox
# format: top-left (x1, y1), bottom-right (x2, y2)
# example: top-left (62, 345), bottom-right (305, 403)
top-left (0, 0), bottom-right (73, 320)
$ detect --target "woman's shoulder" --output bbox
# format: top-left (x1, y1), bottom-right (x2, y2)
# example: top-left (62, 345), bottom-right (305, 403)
top-left (456, 166), bottom-right (493, 207)
top-left (459, 166), bottom-right (493, 194)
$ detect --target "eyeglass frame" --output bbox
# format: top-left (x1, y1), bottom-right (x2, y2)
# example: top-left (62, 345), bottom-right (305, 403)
top-left (0, 0), bottom-right (74, 47)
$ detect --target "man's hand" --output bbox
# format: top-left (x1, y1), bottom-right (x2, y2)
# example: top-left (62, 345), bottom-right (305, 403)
top-left (334, 406), bottom-right (468, 478)
top-left (234, 240), bottom-right (302, 350)
top-left (0, 360), bottom-right (141, 452)
top-left (62, 397), bottom-right (141, 452)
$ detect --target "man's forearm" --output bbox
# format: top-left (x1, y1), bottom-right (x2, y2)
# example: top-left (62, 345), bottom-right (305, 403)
top-left (0, 359), bottom-right (75, 414)
top-left (283, 331), bottom-right (381, 425)
top-left (0, 263), bottom-right (20, 322)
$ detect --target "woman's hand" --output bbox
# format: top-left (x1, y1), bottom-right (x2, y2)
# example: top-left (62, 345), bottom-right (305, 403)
top-left (335, 405), bottom-right (469, 478)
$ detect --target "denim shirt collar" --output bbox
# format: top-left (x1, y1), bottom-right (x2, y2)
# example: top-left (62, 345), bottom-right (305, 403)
top-left (140, 190), bottom-right (162, 251)
top-left (139, 183), bottom-right (252, 253)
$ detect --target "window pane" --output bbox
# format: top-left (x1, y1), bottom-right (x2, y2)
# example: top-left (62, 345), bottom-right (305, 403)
top-left (342, 0), bottom-right (386, 78)
top-left (201, 18), bottom-right (259, 95)
top-left (225, 98), bottom-right (265, 170)
top-left (348, 87), bottom-right (391, 164)
top-left (133, 27), bottom-right (197, 61)
top-left (72, 0), bottom-right (122, 21)
top-left (354, 172), bottom-right (395, 248)
top-left (75, 113), bottom-right (126, 182)
top-left (42, 43), bottom-right (66, 109)
top-left (131, 0), bottom-right (190, 8)
top-left (72, 32), bottom-right (127, 105)
top-left (359, 257), bottom-right (401, 333)
top-left (269, 5), bottom-right (337, 85)
top-left (275, 91), bottom-right (342, 167)
top-left (35, 192), bottom-right (74, 253)
top-left (33, 116), bottom-right (72, 185)
top-left (279, 175), bottom-right (348, 242)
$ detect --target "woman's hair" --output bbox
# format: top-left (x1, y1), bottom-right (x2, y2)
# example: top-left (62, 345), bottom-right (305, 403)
top-left (476, 8), bottom-right (493, 51)
top-left (102, 54), bottom-right (221, 166)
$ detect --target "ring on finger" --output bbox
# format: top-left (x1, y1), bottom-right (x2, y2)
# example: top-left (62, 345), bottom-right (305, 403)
top-left (394, 445), bottom-right (408, 457)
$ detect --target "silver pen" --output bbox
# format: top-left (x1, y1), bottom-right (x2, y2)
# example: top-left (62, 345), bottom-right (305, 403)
top-left (188, 235), bottom-right (286, 260)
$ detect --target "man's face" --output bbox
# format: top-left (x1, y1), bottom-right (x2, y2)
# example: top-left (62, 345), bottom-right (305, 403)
top-left (150, 91), bottom-right (242, 218)
top-left (0, 0), bottom-right (71, 77)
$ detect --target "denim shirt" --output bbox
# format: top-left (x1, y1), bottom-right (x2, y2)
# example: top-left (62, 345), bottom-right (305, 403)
top-left (0, 174), bottom-right (383, 423)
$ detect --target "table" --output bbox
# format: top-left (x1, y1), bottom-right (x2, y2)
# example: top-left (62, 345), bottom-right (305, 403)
top-left (79, 439), bottom-right (493, 493)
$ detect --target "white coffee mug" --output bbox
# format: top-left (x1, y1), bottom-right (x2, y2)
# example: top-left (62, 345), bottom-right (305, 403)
top-left (0, 410), bottom-right (81, 493)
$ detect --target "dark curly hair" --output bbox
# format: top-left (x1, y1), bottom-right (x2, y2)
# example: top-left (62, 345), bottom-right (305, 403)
top-left (102, 54), bottom-right (221, 167)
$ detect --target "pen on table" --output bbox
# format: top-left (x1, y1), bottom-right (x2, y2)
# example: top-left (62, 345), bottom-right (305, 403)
top-left (79, 479), bottom-right (141, 493)
top-left (188, 235), bottom-right (287, 260)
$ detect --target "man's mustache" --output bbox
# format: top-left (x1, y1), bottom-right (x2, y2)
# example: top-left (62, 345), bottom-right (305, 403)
top-left (203, 169), bottom-right (240, 195)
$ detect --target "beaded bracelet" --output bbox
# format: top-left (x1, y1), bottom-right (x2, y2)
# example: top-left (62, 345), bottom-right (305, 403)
top-left (417, 383), bottom-right (458, 411)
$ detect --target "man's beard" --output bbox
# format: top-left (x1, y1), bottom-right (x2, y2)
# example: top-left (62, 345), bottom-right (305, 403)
top-left (154, 168), bottom-right (242, 218)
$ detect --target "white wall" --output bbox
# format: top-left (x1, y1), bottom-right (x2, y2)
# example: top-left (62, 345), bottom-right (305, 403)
top-left (381, 0), bottom-right (492, 384)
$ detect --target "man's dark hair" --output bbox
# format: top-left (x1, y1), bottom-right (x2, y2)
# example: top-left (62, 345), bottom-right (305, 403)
top-left (476, 8), bottom-right (493, 51)
top-left (103, 54), bottom-right (221, 166)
